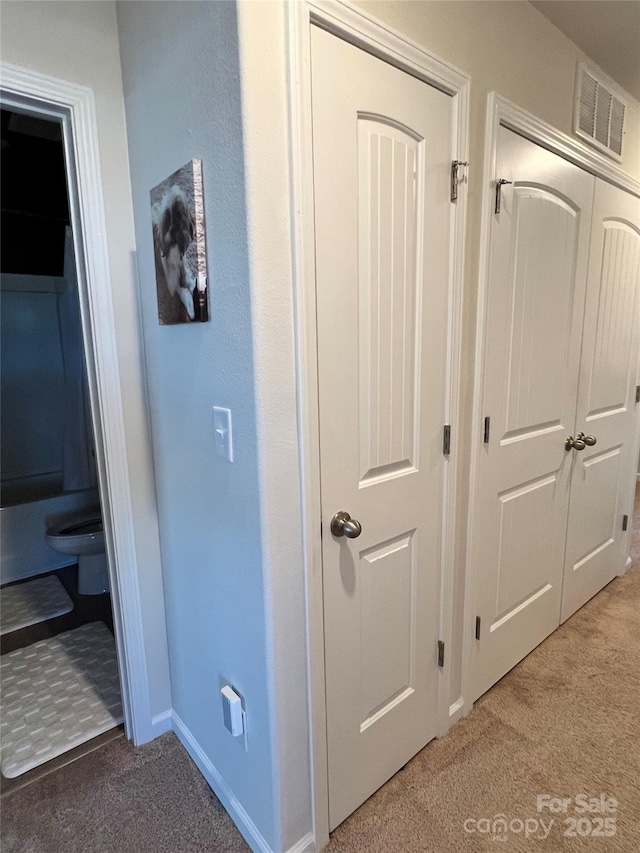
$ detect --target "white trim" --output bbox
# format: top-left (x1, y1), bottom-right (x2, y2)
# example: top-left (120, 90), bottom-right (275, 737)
top-left (285, 4), bottom-right (329, 848)
top-left (0, 62), bottom-right (155, 744)
top-left (151, 709), bottom-right (173, 737)
top-left (172, 712), bottom-right (314, 853)
top-left (464, 91), bottom-right (640, 715)
top-left (306, 0), bottom-right (469, 96)
top-left (285, 2), bottom-right (469, 846)
top-left (436, 46), bottom-right (469, 742)
top-left (286, 834), bottom-right (315, 853)
top-left (448, 697), bottom-right (465, 724)
top-left (171, 711), bottom-right (272, 853)
top-left (462, 94), bottom-right (501, 716)
top-left (492, 93), bottom-right (640, 198)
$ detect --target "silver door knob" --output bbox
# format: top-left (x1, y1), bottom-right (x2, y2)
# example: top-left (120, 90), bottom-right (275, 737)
top-left (565, 436), bottom-right (586, 451)
top-left (577, 432), bottom-right (597, 446)
top-left (330, 511), bottom-right (362, 539)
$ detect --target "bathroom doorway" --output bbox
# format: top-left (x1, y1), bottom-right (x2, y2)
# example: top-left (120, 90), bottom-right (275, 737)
top-left (0, 109), bottom-right (124, 789)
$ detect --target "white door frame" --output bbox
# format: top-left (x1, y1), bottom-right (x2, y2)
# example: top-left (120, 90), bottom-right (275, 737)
top-left (285, 2), bottom-right (469, 845)
top-left (1, 62), bottom-right (154, 744)
top-left (464, 91), bottom-right (640, 716)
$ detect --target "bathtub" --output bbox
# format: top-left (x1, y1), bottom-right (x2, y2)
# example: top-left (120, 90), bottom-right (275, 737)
top-left (0, 488), bottom-right (99, 584)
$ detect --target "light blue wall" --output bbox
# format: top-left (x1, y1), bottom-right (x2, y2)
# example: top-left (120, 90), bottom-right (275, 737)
top-left (116, 2), bottom-right (278, 848)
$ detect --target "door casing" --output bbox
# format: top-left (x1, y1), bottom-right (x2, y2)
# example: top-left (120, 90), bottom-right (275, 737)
top-left (0, 63), bottom-right (162, 745)
top-left (286, 1), bottom-right (469, 847)
top-left (465, 92), bottom-right (640, 719)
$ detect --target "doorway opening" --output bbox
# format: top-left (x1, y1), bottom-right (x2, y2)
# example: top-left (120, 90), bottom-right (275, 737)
top-left (0, 107), bottom-right (124, 790)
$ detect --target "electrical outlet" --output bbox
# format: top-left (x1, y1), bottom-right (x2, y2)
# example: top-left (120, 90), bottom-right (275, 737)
top-left (221, 685), bottom-right (244, 737)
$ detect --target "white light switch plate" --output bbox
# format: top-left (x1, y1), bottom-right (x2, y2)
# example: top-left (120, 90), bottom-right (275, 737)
top-left (213, 407), bottom-right (233, 462)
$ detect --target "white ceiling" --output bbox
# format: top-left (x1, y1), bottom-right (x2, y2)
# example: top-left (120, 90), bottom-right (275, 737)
top-left (530, 1), bottom-right (640, 101)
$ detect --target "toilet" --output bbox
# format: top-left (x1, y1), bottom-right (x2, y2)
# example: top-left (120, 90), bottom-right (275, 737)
top-left (45, 513), bottom-right (110, 595)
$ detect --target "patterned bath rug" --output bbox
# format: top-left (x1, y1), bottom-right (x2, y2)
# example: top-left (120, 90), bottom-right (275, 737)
top-left (1, 621), bottom-right (123, 778)
top-left (1, 575), bottom-right (73, 636)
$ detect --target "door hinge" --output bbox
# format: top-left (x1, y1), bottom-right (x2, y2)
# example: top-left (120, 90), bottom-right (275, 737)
top-left (475, 616), bottom-right (482, 640)
top-left (450, 160), bottom-right (469, 202)
top-left (443, 424), bottom-right (451, 456)
top-left (437, 640), bottom-right (445, 667)
top-left (483, 416), bottom-right (491, 444)
top-left (636, 385), bottom-right (640, 403)
top-left (622, 515), bottom-right (629, 531)
top-left (494, 178), bottom-right (513, 214)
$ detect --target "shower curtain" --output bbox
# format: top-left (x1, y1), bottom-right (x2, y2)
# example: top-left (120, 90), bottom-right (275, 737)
top-left (58, 227), bottom-right (97, 493)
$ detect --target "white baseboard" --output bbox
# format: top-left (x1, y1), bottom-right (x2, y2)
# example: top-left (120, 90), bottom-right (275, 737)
top-left (286, 834), bottom-right (315, 853)
top-left (131, 707), bottom-right (173, 745)
top-left (448, 696), bottom-right (465, 724)
top-left (151, 709), bottom-right (173, 736)
top-left (617, 555), bottom-right (633, 577)
top-left (172, 711), bottom-right (273, 852)
top-left (171, 711), bottom-right (315, 853)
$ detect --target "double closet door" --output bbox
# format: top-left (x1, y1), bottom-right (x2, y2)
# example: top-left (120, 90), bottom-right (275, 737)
top-left (472, 126), bottom-right (640, 702)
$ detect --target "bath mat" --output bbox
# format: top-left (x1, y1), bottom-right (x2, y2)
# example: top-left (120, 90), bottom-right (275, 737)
top-left (0, 576), bottom-right (74, 636)
top-left (1, 622), bottom-right (123, 778)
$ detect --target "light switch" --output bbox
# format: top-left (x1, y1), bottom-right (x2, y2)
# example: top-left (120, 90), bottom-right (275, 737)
top-left (213, 407), bottom-right (233, 462)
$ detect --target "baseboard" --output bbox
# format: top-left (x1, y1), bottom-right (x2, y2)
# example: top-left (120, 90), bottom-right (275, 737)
top-left (132, 708), bottom-right (173, 745)
top-left (172, 711), bottom-right (272, 852)
top-left (448, 696), bottom-right (465, 724)
top-left (171, 711), bottom-right (315, 853)
top-left (616, 555), bottom-right (633, 578)
top-left (286, 834), bottom-right (315, 853)
top-left (151, 709), bottom-right (173, 736)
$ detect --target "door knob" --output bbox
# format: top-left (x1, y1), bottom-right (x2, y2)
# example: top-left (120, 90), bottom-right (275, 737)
top-left (577, 432), bottom-right (597, 446)
top-left (330, 511), bottom-right (362, 539)
top-left (565, 436), bottom-right (586, 451)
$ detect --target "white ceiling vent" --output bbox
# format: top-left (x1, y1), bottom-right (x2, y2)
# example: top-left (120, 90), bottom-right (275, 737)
top-left (575, 62), bottom-right (626, 161)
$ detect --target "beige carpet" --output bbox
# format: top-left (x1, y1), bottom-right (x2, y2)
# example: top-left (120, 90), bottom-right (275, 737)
top-left (2, 489), bottom-right (639, 852)
top-left (327, 486), bottom-right (640, 852)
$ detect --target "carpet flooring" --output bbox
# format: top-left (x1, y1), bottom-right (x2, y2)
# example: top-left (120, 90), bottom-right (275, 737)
top-left (2, 489), bottom-right (639, 852)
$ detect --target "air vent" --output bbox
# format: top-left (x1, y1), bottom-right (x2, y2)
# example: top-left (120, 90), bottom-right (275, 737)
top-left (575, 63), bottom-right (626, 161)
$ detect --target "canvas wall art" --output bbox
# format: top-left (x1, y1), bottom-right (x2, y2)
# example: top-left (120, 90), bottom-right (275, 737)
top-left (150, 159), bottom-right (209, 324)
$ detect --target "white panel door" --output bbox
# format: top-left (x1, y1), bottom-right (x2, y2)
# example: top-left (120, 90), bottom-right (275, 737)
top-left (472, 127), bottom-right (595, 702)
top-left (561, 182), bottom-right (640, 621)
top-left (311, 27), bottom-right (452, 830)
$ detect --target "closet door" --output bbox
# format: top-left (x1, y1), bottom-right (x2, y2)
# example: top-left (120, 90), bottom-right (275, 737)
top-left (561, 181), bottom-right (640, 621)
top-left (471, 127), bottom-right (595, 702)
top-left (311, 25), bottom-right (453, 829)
